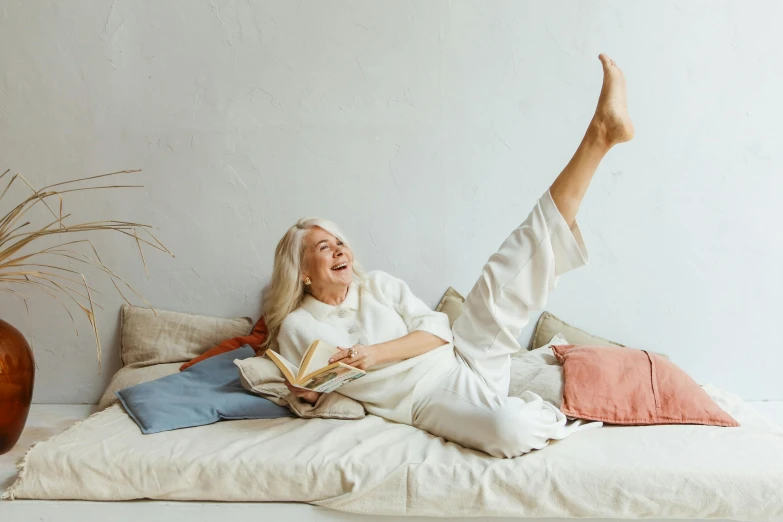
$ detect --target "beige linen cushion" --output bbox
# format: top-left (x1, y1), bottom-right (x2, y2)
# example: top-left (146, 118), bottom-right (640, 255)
top-left (528, 311), bottom-right (623, 351)
top-left (528, 311), bottom-right (669, 359)
top-left (98, 305), bottom-right (253, 409)
top-left (234, 356), bottom-right (365, 420)
top-left (120, 304), bottom-right (253, 367)
top-left (435, 287), bottom-right (465, 327)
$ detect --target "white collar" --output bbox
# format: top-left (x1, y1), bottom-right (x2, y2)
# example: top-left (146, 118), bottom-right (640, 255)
top-left (301, 280), bottom-right (360, 322)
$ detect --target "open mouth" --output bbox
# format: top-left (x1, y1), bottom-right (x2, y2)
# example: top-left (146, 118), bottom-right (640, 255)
top-left (331, 263), bottom-right (348, 271)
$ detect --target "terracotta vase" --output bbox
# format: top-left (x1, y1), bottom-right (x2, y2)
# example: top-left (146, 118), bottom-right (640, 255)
top-left (0, 319), bottom-right (35, 455)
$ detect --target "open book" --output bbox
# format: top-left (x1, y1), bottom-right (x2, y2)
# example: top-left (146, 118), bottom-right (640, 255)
top-left (265, 339), bottom-right (366, 393)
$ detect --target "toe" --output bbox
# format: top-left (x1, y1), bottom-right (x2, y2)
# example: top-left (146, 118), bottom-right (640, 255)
top-left (598, 54), bottom-right (616, 75)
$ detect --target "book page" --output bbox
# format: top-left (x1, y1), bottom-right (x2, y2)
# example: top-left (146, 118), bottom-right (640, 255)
top-left (298, 363), bottom-right (366, 393)
top-left (265, 350), bottom-right (300, 383)
top-left (299, 340), bottom-right (341, 379)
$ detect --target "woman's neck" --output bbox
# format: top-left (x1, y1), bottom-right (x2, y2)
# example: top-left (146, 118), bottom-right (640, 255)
top-left (310, 282), bottom-right (350, 306)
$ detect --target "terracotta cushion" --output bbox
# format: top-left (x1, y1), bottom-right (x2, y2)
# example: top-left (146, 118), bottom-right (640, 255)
top-left (179, 316), bottom-right (268, 371)
top-left (553, 344), bottom-right (739, 427)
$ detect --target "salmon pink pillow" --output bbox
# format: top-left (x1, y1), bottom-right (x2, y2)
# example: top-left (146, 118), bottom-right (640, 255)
top-left (552, 344), bottom-right (739, 427)
top-left (179, 316), bottom-right (268, 371)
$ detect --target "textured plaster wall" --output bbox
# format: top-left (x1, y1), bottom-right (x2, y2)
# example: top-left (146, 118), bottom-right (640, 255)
top-left (0, 1), bottom-right (781, 403)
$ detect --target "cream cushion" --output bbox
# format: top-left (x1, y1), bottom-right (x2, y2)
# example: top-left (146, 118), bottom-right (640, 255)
top-left (234, 356), bottom-right (365, 420)
top-left (508, 333), bottom-right (569, 407)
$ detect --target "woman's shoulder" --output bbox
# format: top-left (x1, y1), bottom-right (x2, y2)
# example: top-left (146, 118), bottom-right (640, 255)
top-left (360, 270), bottom-right (413, 304)
top-left (279, 305), bottom-right (311, 332)
top-left (362, 269), bottom-right (400, 285)
top-left (361, 270), bottom-right (403, 292)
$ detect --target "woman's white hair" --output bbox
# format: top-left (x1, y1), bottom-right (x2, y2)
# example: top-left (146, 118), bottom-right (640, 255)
top-left (261, 217), bottom-right (365, 351)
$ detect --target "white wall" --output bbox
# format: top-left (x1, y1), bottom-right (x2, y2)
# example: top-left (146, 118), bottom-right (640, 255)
top-left (1, 1), bottom-right (781, 404)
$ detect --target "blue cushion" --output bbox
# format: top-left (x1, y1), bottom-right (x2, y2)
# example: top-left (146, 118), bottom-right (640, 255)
top-left (116, 345), bottom-right (292, 434)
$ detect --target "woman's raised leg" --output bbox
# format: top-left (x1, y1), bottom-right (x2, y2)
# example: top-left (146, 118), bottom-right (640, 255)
top-left (452, 54), bottom-right (634, 397)
top-left (550, 54), bottom-right (634, 225)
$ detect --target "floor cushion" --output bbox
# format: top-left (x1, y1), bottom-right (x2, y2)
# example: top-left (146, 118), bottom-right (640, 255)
top-left (4, 385), bottom-right (781, 520)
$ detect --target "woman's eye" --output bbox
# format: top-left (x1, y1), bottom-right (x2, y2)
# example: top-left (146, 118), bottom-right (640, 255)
top-left (320, 245), bottom-right (328, 251)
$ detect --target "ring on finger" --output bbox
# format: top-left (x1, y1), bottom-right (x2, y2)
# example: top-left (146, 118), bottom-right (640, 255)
top-left (348, 348), bottom-right (357, 358)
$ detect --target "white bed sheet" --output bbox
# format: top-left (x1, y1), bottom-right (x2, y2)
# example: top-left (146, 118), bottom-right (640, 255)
top-left (3, 385), bottom-right (783, 521)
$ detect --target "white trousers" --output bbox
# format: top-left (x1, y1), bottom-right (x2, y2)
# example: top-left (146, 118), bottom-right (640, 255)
top-left (411, 191), bottom-right (597, 458)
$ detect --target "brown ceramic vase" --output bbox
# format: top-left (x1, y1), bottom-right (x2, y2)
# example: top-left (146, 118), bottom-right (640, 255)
top-left (0, 319), bottom-right (35, 455)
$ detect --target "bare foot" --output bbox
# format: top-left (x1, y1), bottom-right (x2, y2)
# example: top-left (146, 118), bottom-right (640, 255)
top-left (591, 53), bottom-right (634, 147)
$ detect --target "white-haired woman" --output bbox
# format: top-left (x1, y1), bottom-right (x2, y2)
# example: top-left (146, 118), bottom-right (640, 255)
top-left (263, 54), bottom-right (634, 458)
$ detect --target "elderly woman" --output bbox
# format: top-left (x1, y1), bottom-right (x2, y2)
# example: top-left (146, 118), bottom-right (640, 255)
top-left (263, 54), bottom-right (634, 458)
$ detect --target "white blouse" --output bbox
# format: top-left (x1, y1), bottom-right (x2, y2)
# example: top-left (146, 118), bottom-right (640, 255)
top-left (277, 270), bottom-right (458, 424)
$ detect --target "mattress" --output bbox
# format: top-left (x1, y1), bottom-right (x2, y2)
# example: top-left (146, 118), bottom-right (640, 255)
top-left (3, 385), bottom-right (783, 521)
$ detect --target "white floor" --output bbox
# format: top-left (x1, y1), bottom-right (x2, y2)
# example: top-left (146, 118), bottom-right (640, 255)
top-left (1, 402), bottom-right (782, 522)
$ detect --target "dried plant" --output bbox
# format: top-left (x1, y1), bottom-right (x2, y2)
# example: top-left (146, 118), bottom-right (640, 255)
top-left (0, 168), bottom-right (174, 369)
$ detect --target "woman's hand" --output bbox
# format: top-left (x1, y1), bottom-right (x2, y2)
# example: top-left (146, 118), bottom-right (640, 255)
top-left (284, 380), bottom-right (322, 405)
top-left (329, 344), bottom-right (380, 370)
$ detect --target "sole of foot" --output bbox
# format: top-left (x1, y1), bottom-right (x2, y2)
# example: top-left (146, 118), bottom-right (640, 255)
top-left (591, 53), bottom-right (635, 148)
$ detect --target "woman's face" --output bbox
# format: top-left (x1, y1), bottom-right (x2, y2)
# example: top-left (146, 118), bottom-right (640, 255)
top-left (302, 226), bottom-right (354, 289)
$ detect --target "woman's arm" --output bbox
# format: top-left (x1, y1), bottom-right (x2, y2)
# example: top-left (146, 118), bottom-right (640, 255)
top-left (329, 330), bottom-right (447, 369)
top-left (330, 272), bottom-right (452, 369)
top-left (375, 330), bottom-right (447, 363)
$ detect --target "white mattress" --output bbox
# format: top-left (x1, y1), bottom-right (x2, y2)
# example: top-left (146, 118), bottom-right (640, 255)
top-left (3, 385), bottom-right (783, 520)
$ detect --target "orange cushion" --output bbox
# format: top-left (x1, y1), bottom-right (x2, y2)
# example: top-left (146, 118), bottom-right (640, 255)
top-left (179, 316), bottom-right (268, 371)
top-left (552, 344), bottom-right (739, 427)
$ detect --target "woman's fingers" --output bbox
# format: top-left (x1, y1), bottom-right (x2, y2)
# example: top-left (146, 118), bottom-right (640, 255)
top-left (285, 380), bottom-right (320, 403)
top-left (344, 350), bottom-right (362, 367)
top-left (329, 347), bottom-right (350, 364)
top-left (285, 380), bottom-right (306, 396)
top-left (345, 353), bottom-right (365, 369)
top-left (329, 345), bottom-right (372, 369)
